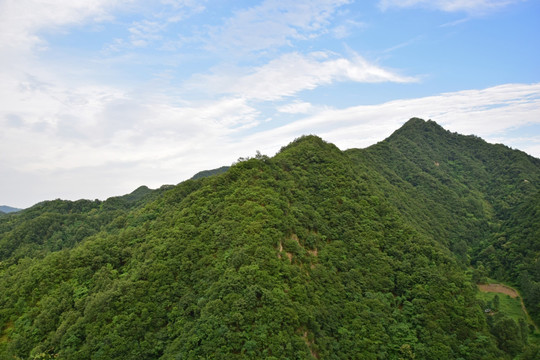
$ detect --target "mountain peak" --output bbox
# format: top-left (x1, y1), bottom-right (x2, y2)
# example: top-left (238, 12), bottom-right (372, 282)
top-left (116, 185), bottom-right (153, 203)
top-left (394, 117), bottom-right (446, 136)
top-left (403, 117), bottom-right (427, 126)
top-left (278, 134), bottom-right (340, 155)
top-left (382, 118), bottom-right (458, 150)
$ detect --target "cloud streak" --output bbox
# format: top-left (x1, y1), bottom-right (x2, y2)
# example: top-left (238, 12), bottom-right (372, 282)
top-left (379, 0), bottom-right (524, 14)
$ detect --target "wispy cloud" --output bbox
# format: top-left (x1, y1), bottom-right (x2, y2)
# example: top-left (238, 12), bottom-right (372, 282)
top-left (379, 0), bottom-right (524, 14)
top-left (0, 0), bottom-right (206, 58)
top-left (439, 17), bottom-right (471, 27)
top-left (189, 51), bottom-right (417, 101)
top-left (382, 36), bottom-right (423, 54)
top-left (0, 0), bottom-right (124, 56)
top-left (128, 20), bottom-right (167, 48)
top-left (115, 1), bottom-right (207, 50)
top-left (205, 0), bottom-right (351, 53)
top-left (331, 20), bottom-right (366, 39)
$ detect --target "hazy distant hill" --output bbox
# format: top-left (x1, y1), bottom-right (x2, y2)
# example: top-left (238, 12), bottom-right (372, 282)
top-left (0, 118), bottom-right (538, 359)
top-left (0, 205), bottom-right (21, 214)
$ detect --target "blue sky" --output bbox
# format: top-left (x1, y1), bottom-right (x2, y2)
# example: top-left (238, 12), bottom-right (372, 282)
top-left (1, 0), bottom-right (539, 208)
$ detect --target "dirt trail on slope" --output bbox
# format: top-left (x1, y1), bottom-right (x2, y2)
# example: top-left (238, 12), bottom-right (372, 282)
top-left (478, 283), bottom-right (538, 330)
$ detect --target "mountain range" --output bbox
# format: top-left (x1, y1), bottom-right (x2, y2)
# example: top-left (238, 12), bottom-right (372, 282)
top-left (0, 118), bottom-right (538, 359)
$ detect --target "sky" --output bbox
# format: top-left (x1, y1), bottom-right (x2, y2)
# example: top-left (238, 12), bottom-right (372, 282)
top-left (1, 0), bottom-right (539, 208)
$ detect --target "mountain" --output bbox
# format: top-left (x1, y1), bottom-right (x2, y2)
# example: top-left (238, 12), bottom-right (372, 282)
top-left (351, 119), bottom-right (540, 325)
top-left (0, 205), bottom-right (21, 214)
top-left (0, 118), bottom-right (538, 359)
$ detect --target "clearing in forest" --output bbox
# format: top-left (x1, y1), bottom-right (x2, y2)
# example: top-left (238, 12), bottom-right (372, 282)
top-left (478, 283), bottom-right (538, 331)
top-left (478, 283), bottom-right (519, 298)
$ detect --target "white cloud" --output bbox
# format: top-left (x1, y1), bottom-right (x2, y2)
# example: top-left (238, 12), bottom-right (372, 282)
top-left (0, 79), bottom-right (257, 172)
top-left (189, 51), bottom-right (417, 101)
top-left (206, 0), bottom-right (351, 53)
top-left (379, 0), bottom-right (523, 13)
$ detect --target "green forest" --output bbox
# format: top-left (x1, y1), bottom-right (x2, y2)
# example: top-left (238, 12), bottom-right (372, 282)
top-left (0, 118), bottom-right (539, 359)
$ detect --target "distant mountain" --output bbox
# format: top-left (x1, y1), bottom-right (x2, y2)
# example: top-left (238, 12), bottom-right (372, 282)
top-left (0, 118), bottom-right (538, 359)
top-left (0, 205), bottom-right (21, 213)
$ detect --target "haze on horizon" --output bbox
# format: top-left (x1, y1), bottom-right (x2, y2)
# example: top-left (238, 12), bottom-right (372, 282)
top-left (1, 0), bottom-right (539, 208)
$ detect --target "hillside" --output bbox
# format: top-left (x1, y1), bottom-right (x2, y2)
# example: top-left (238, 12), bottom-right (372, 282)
top-left (1, 119), bottom-right (539, 359)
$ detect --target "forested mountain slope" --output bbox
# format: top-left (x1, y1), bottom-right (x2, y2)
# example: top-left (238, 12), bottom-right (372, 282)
top-left (0, 185), bottom-right (170, 264)
top-left (348, 118), bottom-right (540, 325)
top-left (0, 119), bottom-right (538, 359)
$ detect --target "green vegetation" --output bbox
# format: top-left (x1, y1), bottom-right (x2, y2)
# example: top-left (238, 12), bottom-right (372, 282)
top-left (477, 292), bottom-right (526, 325)
top-left (0, 118), bottom-right (538, 359)
top-left (485, 193), bottom-right (540, 326)
top-left (476, 290), bottom-right (539, 358)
